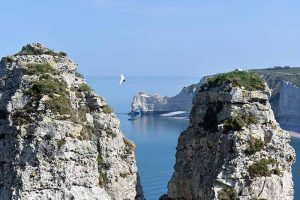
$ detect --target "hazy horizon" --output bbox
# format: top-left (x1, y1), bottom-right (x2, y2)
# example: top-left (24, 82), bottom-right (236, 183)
top-left (1, 0), bottom-right (300, 78)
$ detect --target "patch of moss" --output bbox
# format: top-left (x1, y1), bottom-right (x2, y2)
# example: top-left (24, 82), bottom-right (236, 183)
top-left (4, 56), bottom-right (13, 63)
top-left (13, 111), bottom-right (31, 126)
top-left (248, 158), bottom-right (279, 178)
top-left (25, 63), bottom-right (54, 75)
top-left (12, 104), bottom-right (36, 126)
top-left (78, 83), bottom-right (92, 93)
top-left (97, 154), bottom-right (109, 186)
top-left (204, 71), bottom-right (265, 91)
top-left (245, 138), bottom-right (265, 156)
top-left (223, 113), bottom-right (258, 133)
top-left (79, 125), bottom-right (95, 140)
top-left (26, 76), bottom-right (67, 99)
top-left (123, 138), bottom-right (135, 154)
top-left (217, 187), bottom-right (239, 200)
top-left (102, 105), bottom-right (113, 114)
top-left (120, 172), bottom-right (131, 178)
top-left (18, 45), bottom-right (67, 57)
top-left (44, 95), bottom-right (73, 115)
top-left (75, 71), bottom-right (84, 78)
top-left (57, 139), bottom-right (66, 148)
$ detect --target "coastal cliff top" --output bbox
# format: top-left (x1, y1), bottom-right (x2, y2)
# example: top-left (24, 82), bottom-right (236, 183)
top-left (201, 71), bottom-right (266, 91)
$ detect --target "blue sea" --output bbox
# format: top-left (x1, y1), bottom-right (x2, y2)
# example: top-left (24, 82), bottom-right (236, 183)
top-left (87, 77), bottom-right (300, 200)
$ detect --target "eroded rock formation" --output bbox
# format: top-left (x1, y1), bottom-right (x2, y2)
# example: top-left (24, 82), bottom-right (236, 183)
top-left (163, 71), bottom-right (295, 200)
top-left (0, 43), bottom-right (143, 200)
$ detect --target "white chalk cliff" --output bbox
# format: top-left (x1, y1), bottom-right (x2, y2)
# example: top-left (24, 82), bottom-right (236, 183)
top-left (0, 44), bottom-right (143, 200)
top-left (162, 71), bottom-right (295, 200)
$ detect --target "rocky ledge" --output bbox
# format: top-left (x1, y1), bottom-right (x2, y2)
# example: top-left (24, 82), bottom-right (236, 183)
top-left (162, 71), bottom-right (295, 200)
top-left (0, 43), bottom-right (143, 200)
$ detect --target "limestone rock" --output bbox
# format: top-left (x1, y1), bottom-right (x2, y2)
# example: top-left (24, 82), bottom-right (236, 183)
top-left (163, 72), bottom-right (295, 200)
top-left (0, 43), bottom-right (143, 200)
top-left (130, 80), bottom-right (206, 115)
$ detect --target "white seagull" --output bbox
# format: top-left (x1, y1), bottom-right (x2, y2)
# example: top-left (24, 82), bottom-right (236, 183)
top-left (119, 74), bottom-right (126, 85)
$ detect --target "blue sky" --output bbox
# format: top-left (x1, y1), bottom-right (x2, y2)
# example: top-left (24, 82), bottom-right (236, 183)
top-left (1, 0), bottom-right (300, 77)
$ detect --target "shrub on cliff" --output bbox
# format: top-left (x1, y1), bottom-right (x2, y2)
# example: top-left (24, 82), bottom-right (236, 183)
top-left (17, 44), bottom-right (67, 57)
top-left (248, 158), bottom-right (279, 178)
top-left (25, 63), bottom-right (55, 75)
top-left (204, 71), bottom-right (265, 91)
top-left (217, 187), bottom-right (238, 200)
top-left (245, 138), bottom-right (265, 156)
top-left (223, 113), bottom-right (258, 133)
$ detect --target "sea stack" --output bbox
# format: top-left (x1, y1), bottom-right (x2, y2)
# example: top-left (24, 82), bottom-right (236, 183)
top-left (0, 43), bottom-right (143, 200)
top-left (162, 71), bottom-right (295, 200)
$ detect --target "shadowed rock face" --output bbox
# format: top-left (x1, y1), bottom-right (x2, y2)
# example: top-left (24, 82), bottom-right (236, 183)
top-left (162, 73), bottom-right (295, 200)
top-left (0, 43), bottom-right (143, 200)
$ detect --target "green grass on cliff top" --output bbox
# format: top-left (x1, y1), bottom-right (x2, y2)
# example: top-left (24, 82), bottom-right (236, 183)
top-left (206, 71), bottom-right (265, 91)
top-left (252, 67), bottom-right (300, 87)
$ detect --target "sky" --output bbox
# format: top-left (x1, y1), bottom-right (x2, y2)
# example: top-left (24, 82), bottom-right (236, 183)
top-left (1, 0), bottom-right (300, 77)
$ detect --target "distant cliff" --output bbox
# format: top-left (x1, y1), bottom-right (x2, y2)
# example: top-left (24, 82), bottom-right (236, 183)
top-left (130, 79), bottom-right (206, 116)
top-left (253, 68), bottom-right (300, 131)
top-left (162, 71), bottom-right (295, 200)
top-left (130, 68), bottom-right (300, 131)
top-left (0, 44), bottom-right (143, 200)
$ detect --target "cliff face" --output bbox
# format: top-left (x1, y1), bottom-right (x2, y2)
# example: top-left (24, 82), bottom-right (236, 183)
top-left (130, 81), bottom-right (204, 115)
top-left (163, 71), bottom-right (295, 200)
top-left (277, 81), bottom-right (300, 128)
top-left (0, 44), bottom-right (143, 200)
top-left (253, 68), bottom-right (300, 131)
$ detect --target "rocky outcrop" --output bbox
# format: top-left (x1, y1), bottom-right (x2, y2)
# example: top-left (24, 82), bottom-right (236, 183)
top-left (163, 71), bottom-right (295, 200)
top-left (0, 43), bottom-right (143, 200)
top-left (130, 80), bottom-right (206, 115)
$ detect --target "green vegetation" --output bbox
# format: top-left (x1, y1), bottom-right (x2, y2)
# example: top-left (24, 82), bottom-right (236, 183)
top-left (252, 67), bottom-right (300, 87)
top-left (18, 45), bottom-right (67, 57)
top-left (25, 63), bottom-right (54, 75)
top-left (78, 83), bottom-right (92, 93)
top-left (120, 172), bottom-right (131, 178)
top-left (97, 154), bottom-right (109, 186)
top-left (102, 105), bottom-right (113, 114)
top-left (57, 139), bottom-right (67, 148)
top-left (123, 138), bottom-right (135, 154)
top-left (75, 71), bottom-right (84, 78)
top-left (80, 125), bottom-right (95, 140)
top-left (245, 138), bottom-right (265, 156)
top-left (26, 76), bottom-right (67, 98)
top-left (44, 95), bottom-right (72, 115)
top-left (4, 56), bottom-right (13, 62)
top-left (12, 103), bottom-right (36, 126)
top-left (248, 158), bottom-right (279, 178)
top-left (217, 187), bottom-right (239, 200)
top-left (223, 113), bottom-right (258, 133)
top-left (25, 74), bottom-right (73, 116)
top-left (204, 71), bottom-right (265, 91)
top-left (13, 110), bottom-right (31, 126)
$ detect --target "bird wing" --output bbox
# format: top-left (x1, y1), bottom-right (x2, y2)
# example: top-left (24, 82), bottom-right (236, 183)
top-left (120, 74), bottom-right (125, 85)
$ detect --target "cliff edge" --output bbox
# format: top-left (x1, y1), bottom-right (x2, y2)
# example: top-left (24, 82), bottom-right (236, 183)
top-left (162, 71), bottom-right (295, 200)
top-left (0, 43), bottom-right (143, 200)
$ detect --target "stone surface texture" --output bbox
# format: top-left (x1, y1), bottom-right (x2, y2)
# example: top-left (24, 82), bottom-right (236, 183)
top-left (164, 80), bottom-right (295, 200)
top-left (0, 43), bottom-right (143, 200)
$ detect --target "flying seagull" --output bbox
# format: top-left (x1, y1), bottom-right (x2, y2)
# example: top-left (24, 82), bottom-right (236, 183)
top-left (120, 74), bottom-right (126, 85)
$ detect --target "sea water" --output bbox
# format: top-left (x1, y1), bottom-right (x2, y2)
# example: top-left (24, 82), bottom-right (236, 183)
top-left (87, 77), bottom-right (300, 200)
